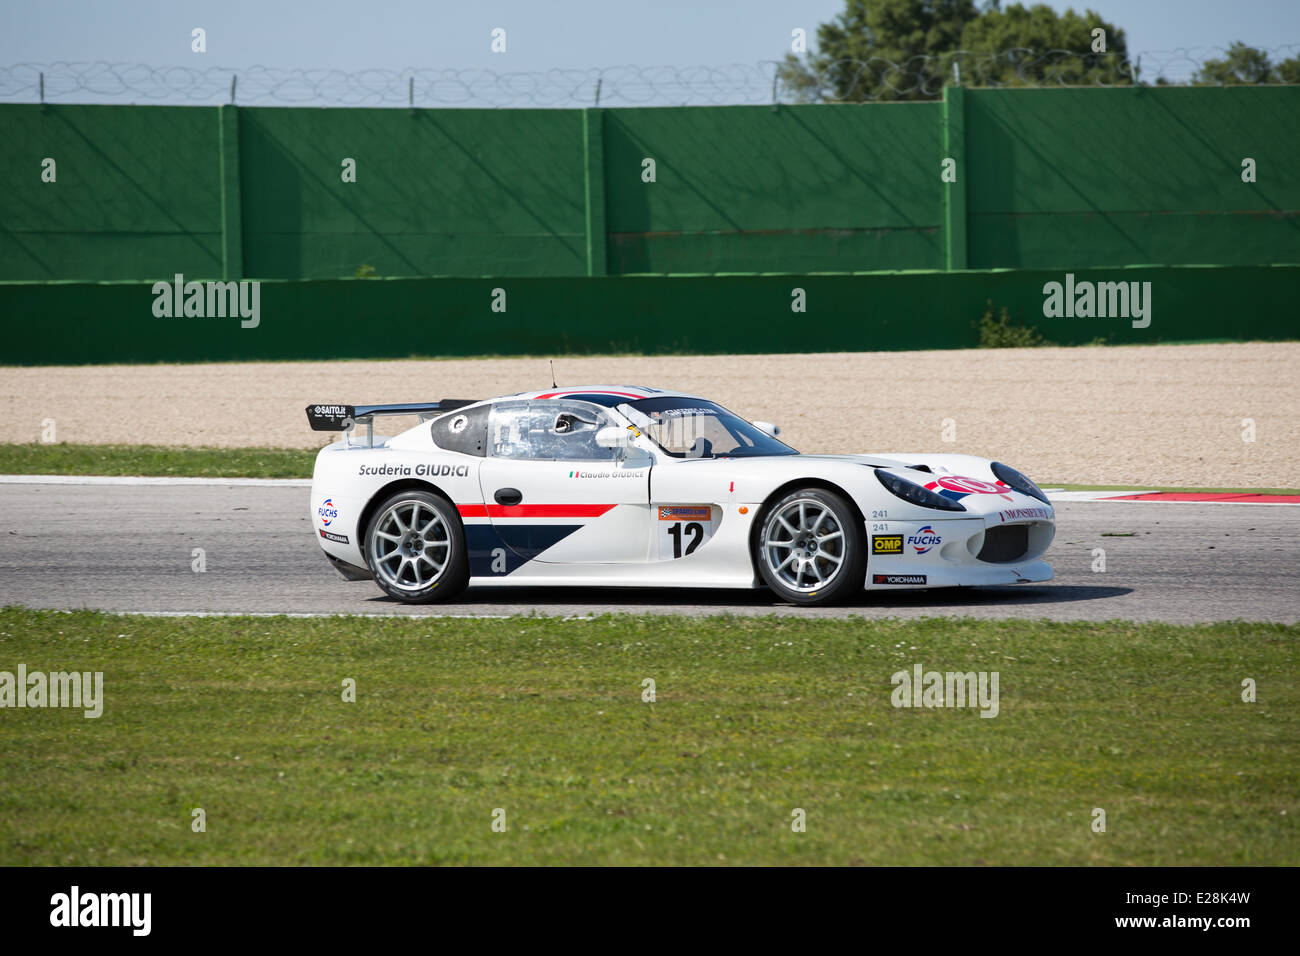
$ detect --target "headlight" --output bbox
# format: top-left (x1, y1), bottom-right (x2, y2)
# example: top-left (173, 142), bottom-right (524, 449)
top-left (990, 462), bottom-right (1050, 504)
top-left (874, 469), bottom-right (967, 511)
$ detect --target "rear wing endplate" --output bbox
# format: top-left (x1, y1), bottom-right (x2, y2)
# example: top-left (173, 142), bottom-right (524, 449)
top-left (305, 400), bottom-right (477, 447)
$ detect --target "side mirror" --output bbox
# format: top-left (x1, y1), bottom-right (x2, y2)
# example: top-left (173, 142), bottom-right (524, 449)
top-left (595, 426), bottom-right (630, 449)
top-left (753, 421), bottom-right (781, 437)
top-left (596, 426), bottom-right (651, 464)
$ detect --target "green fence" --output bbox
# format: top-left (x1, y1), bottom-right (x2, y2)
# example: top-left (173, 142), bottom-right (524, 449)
top-left (1, 264), bottom-right (1294, 365)
top-left (962, 88), bottom-right (1300, 269)
top-left (3, 87), bottom-right (1298, 283)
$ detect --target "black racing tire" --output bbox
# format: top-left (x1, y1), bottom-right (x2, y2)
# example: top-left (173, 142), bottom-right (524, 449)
top-left (753, 487), bottom-right (866, 606)
top-left (363, 489), bottom-right (469, 603)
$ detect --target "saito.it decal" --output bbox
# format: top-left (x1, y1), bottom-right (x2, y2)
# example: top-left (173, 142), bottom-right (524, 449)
top-left (923, 476), bottom-right (1013, 503)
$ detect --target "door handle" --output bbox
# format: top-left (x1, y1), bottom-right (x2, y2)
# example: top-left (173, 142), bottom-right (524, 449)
top-left (494, 487), bottom-right (523, 506)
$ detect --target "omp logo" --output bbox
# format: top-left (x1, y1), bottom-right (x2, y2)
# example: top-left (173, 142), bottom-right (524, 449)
top-left (318, 498), bottom-right (338, 526)
top-left (908, 525), bottom-right (941, 554)
top-left (871, 534), bottom-right (903, 555)
top-left (1042, 273), bottom-right (1152, 329)
top-left (151, 273), bottom-right (260, 329)
top-left (50, 886), bottom-right (151, 936)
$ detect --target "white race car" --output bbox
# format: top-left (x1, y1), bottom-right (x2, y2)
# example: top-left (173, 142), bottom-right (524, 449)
top-left (305, 386), bottom-right (1054, 606)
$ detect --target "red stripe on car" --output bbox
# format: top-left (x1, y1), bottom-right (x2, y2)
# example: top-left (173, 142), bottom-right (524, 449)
top-left (532, 389), bottom-right (645, 400)
top-left (457, 503), bottom-right (618, 518)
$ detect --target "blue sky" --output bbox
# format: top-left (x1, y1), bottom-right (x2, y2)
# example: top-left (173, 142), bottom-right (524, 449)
top-left (3, 0), bottom-right (1298, 104)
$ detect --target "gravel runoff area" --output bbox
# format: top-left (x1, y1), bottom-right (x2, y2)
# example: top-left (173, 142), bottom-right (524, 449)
top-left (1, 342), bottom-right (1296, 488)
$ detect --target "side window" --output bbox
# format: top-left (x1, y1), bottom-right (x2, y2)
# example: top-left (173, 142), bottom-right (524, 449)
top-left (540, 401), bottom-right (618, 461)
top-left (488, 401), bottom-right (618, 461)
top-left (488, 402), bottom-right (550, 459)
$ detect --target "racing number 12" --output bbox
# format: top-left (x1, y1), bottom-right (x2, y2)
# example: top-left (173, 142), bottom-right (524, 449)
top-left (667, 522), bottom-right (704, 558)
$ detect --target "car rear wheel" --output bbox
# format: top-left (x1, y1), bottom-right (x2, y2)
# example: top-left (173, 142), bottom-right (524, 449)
top-left (755, 488), bottom-right (865, 606)
top-left (364, 490), bottom-right (469, 603)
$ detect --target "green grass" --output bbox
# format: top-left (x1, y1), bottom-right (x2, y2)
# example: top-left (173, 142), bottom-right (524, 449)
top-left (0, 608), bottom-right (1294, 866)
top-left (1047, 483), bottom-right (1300, 495)
top-left (0, 443), bottom-right (316, 478)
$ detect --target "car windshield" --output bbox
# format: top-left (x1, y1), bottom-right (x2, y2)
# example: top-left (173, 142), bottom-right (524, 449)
top-left (621, 397), bottom-right (798, 459)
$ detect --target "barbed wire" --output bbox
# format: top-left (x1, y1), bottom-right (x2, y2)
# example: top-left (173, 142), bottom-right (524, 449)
top-left (2, 46), bottom-right (1297, 108)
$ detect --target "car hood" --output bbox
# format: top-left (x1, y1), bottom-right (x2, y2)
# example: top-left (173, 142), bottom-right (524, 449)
top-left (773, 453), bottom-right (1053, 519)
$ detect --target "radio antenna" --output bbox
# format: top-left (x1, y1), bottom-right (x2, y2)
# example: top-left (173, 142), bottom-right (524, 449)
top-left (549, 360), bottom-right (557, 389)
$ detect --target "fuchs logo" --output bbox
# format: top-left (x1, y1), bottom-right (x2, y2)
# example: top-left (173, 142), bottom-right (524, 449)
top-left (318, 498), bottom-right (338, 526)
top-left (908, 525), bottom-right (941, 554)
top-left (151, 273), bottom-right (260, 329)
top-left (924, 476), bottom-right (1013, 502)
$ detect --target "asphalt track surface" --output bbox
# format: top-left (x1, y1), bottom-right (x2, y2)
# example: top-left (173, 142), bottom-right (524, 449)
top-left (0, 482), bottom-right (1296, 623)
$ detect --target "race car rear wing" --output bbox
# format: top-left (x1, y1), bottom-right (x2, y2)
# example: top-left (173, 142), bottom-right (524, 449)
top-left (306, 400), bottom-right (476, 446)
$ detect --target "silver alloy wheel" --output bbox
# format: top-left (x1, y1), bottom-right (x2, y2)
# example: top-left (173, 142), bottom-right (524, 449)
top-left (762, 497), bottom-right (847, 592)
top-left (369, 498), bottom-right (452, 592)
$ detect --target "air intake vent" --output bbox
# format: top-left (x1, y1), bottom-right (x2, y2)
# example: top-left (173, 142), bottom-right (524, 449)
top-left (977, 524), bottom-right (1029, 563)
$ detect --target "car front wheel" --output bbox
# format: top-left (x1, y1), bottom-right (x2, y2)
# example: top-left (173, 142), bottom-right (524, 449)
top-left (754, 488), bottom-right (866, 606)
top-left (364, 490), bottom-right (469, 603)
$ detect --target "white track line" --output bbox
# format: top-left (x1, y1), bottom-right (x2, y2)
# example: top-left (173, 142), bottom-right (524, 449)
top-left (1047, 490), bottom-right (1158, 502)
top-left (1048, 490), bottom-right (1300, 506)
top-left (41, 608), bottom-right (596, 621)
top-left (0, 475), bottom-right (310, 487)
top-left (2, 475), bottom-right (1295, 505)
